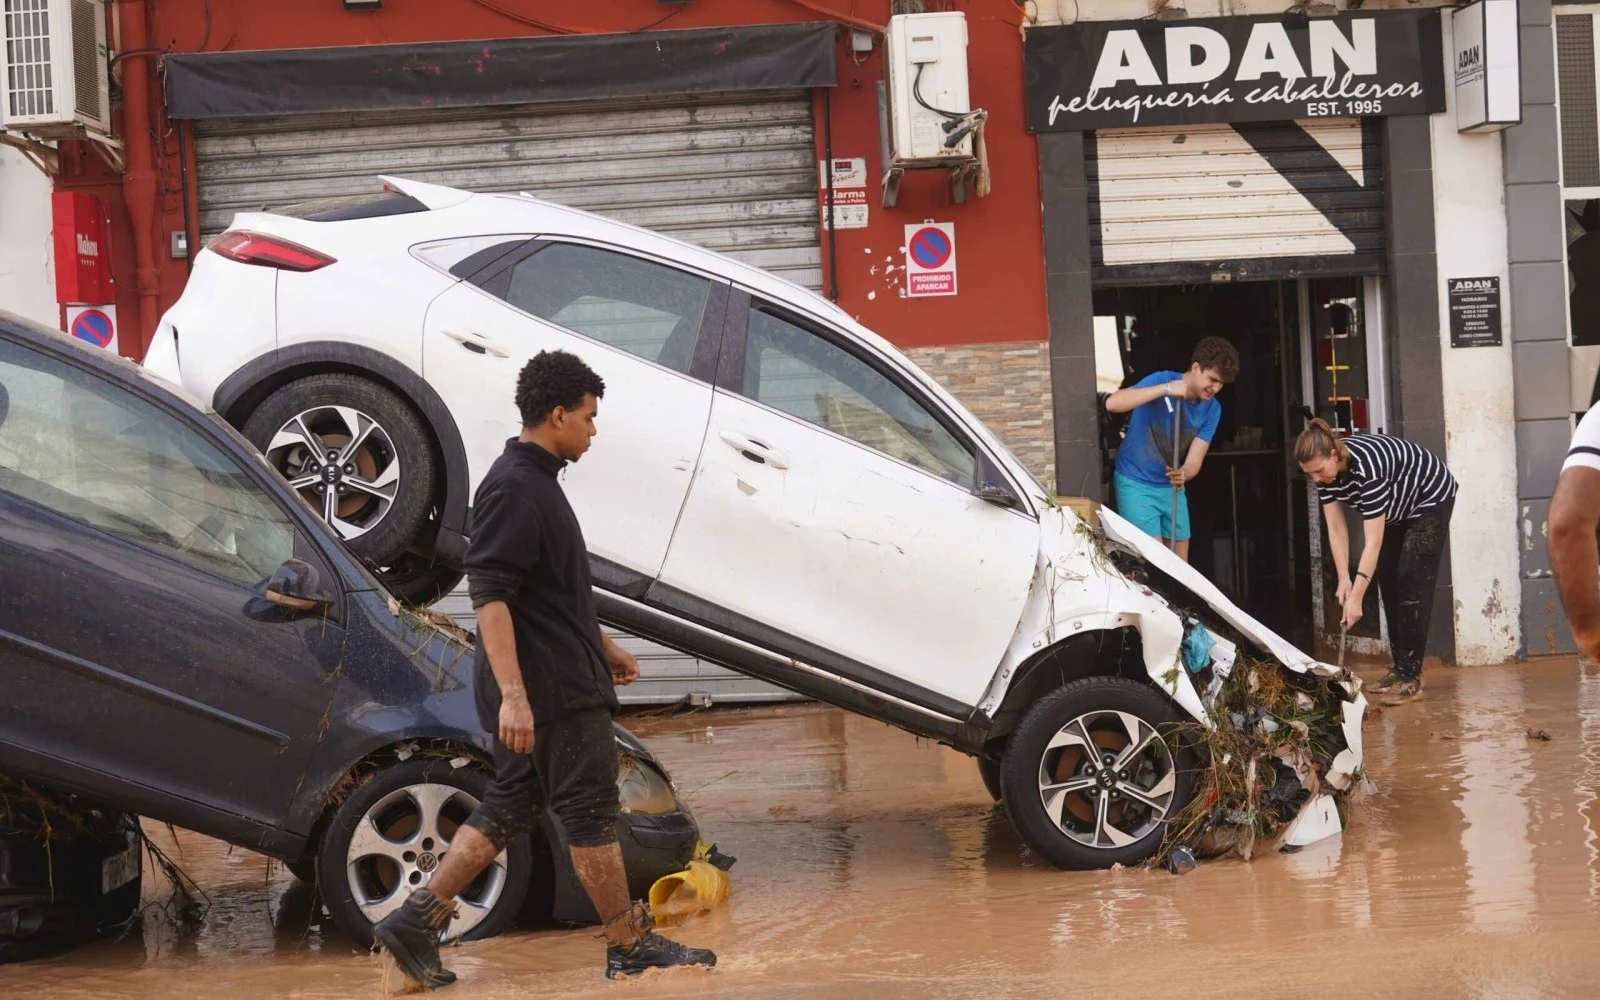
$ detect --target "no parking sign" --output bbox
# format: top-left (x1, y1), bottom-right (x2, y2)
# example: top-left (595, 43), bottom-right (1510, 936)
top-left (904, 222), bottom-right (957, 298)
top-left (67, 305), bottom-right (118, 353)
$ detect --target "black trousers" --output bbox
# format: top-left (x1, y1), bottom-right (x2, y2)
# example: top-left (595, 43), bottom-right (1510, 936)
top-left (1373, 498), bottom-right (1454, 680)
top-left (462, 707), bottom-right (620, 849)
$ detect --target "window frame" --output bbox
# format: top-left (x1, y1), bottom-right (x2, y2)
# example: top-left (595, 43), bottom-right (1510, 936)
top-left (715, 286), bottom-right (1030, 507)
top-left (0, 331), bottom-right (345, 613)
top-left (468, 236), bottom-right (730, 385)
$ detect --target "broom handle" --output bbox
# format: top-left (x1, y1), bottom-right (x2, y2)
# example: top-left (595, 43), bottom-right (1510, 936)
top-left (1170, 396), bottom-right (1182, 552)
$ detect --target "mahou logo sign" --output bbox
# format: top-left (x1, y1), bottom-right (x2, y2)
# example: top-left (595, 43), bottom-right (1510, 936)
top-left (1024, 11), bottom-right (1445, 132)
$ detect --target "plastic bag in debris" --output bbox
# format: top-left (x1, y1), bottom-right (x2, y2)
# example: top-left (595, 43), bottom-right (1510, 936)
top-left (648, 842), bottom-right (735, 925)
top-left (1181, 623), bottom-right (1215, 674)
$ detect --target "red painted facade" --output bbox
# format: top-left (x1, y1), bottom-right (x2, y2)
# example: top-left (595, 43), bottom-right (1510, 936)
top-left (55, 0), bottom-right (1047, 360)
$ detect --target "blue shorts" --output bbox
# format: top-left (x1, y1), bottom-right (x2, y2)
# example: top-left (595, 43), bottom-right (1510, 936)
top-left (1114, 471), bottom-right (1190, 542)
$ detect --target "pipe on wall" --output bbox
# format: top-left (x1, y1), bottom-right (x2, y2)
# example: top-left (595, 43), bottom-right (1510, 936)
top-left (116, 0), bottom-right (162, 344)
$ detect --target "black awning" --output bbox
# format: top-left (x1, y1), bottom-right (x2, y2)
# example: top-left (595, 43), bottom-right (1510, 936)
top-left (166, 22), bottom-right (837, 119)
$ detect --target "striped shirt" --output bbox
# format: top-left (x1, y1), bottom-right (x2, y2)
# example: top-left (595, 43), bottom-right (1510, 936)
top-left (1315, 433), bottom-right (1457, 522)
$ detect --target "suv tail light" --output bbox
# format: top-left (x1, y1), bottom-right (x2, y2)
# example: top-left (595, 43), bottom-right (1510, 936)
top-left (207, 231), bottom-right (336, 272)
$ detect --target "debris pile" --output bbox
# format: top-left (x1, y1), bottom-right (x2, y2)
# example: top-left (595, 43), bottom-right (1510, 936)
top-left (1158, 630), bottom-right (1368, 865)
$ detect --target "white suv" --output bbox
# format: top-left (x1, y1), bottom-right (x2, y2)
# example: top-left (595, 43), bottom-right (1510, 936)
top-left (146, 177), bottom-right (1362, 869)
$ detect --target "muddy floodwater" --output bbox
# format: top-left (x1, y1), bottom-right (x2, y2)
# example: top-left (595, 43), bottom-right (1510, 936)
top-left (13, 659), bottom-right (1600, 998)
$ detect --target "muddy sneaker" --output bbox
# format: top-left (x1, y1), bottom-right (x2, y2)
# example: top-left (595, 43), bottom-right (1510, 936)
top-left (1380, 678), bottom-right (1423, 706)
top-left (1367, 671), bottom-right (1404, 694)
top-left (373, 888), bottom-right (457, 991)
top-left (606, 932), bottom-right (718, 980)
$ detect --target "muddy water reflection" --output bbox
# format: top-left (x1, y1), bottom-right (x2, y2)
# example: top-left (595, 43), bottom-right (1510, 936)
top-left (13, 660), bottom-right (1600, 998)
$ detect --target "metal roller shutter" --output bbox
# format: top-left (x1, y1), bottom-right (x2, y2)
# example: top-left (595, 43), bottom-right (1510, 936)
top-left (1088, 119), bottom-right (1385, 280)
top-left (192, 89), bottom-right (823, 289)
top-left (193, 90), bottom-right (819, 705)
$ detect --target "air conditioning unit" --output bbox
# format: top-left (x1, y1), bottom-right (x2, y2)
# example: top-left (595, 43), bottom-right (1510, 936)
top-left (1, 0), bottom-right (111, 139)
top-left (885, 12), bottom-right (973, 164)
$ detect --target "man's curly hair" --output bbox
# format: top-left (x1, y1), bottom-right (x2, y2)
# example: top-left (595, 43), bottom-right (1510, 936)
top-left (1191, 336), bottom-right (1240, 383)
top-left (515, 350), bottom-right (606, 428)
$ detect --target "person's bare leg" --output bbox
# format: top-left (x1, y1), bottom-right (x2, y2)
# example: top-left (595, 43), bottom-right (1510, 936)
top-left (428, 824), bottom-right (501, 902)
top-left (569, 842), bottom-right (638, 945)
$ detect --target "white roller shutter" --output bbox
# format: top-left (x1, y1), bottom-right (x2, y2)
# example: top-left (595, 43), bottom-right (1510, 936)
top-left (193, 90), bottom-right (823, 289)
top-left (1089, 119), bottom-right (1384, 272)
top-left (194, 90), bottom-right (819, 705)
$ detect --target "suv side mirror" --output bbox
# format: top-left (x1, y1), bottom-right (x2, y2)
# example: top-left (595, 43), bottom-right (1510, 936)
top-left (978, 482), bottom-right (1022, 510)
top-left (264, 558), bottom-right (337, 612)
top-left (975, 452), bottom-right (1022, 510)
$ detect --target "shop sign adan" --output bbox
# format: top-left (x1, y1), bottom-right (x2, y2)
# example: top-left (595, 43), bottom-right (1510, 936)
top-left (1025, 11), bottom-right (1445, 131)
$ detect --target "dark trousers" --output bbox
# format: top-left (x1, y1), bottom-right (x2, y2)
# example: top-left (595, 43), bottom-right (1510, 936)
top-left (1374, 498), bottom-right (1454, 680)
top-left (462, 707), bottom-right (620, 849)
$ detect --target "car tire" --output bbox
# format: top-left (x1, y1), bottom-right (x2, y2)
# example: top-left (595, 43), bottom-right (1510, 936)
top-left (382, 553), bottom-right (466, 609)
top-left (316, 758), bottom-right (531, 950)
top-left (242, 374), bottom-right (438, 569)
top-left (976, 754), bottom-right (1003, 802)
top-left (1000, 677), bottom-right (1198, 870)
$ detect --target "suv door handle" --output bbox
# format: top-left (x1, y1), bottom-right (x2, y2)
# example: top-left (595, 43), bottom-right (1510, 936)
top-left (442, 328), bottom-right (509, 358)
top-left (720, 430), bottom-right (788, 470)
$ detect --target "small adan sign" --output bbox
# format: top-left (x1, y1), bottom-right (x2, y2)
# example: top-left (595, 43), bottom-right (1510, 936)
top-left (904, 223), bottom-right (957, 298)
top-left (67, 305), bottom-right (117, 352)
top-left (1024, 10), bottom-right (1446, 131)
top-left (1447, 276), bottom-right (1501, 348)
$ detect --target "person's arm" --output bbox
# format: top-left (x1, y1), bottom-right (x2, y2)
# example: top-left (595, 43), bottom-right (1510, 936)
top-left (1105, 378), bottom-right (1185, 414)
top-left (1342, 515), bottom-right (1386, 628)
top-left (600, 630), bottom-right (640, 686)
top-left (477, 601), bottom-right (533, 753)
top-left (1551, 465), bottom-right (1600, 659)
top-left (1323, 499), bottom-right (1351, 607)
top-left (1168, 438), bottom-right (1211, 486)
top-left (465, 482), bottom-right (541, 754)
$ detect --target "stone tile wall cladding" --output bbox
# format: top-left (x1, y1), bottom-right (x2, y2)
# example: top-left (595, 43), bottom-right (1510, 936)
top-left (904, 341), bottom-right (1056, 490)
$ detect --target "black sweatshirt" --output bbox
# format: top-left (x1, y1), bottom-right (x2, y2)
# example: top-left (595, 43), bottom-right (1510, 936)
top-left (466, 439), bottom-right (617, 727)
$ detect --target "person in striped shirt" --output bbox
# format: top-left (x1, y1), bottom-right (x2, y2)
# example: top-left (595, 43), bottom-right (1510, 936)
top-left (1296, 419), bottom-right (1458, 705)
top-left (1550, 405), bottom-right (1600, 661)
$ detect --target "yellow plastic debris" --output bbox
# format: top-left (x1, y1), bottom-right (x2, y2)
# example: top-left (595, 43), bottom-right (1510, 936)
top-left (648, 841), bottom-right (731, 924)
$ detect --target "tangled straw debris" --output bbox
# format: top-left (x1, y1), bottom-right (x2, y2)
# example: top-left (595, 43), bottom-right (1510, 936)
top-left (1155, 640), bottom-right (1367, 866)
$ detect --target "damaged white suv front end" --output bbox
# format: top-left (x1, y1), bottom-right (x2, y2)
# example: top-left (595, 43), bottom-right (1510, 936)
top-left (975, 502), bottom-right (1367, 870)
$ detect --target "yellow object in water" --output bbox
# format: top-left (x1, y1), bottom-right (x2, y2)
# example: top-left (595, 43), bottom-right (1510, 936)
top-left (648, 842), bottom-right (731, 923)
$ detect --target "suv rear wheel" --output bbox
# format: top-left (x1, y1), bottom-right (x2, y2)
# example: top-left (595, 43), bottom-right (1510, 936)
top-left (243, 374), bottom-right (437, 570)
top-left (1000, 677), bottom-right (1197, 869)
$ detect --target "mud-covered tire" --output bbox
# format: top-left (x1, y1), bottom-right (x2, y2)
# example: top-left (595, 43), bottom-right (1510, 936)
top-left (316, 758), bottom-right (531, 950)
top-left (1000, 677), bottom-right (1198, 870)
top-left (977, 754), bottom-right (1003, 802)
top-left (242, 374), bottom-right (437, 568)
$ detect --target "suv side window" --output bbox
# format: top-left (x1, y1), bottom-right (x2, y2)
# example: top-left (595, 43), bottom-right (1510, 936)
top-left (740, 306), bottom-right (976, 486)
top-left (500, 244), bottom-right (711, 375)
top-left (0, 339), bottom-right (296, 589)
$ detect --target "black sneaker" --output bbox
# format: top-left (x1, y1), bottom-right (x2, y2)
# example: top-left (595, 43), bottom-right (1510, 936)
top-left (1367, 671), bottom-right (1404, 694)
top-left (1381, 677), bottom-right (1423, 706)
top-left (373, 889), bottom-right (457, 991)
top-left (605, 932), bottom-right (718, 980)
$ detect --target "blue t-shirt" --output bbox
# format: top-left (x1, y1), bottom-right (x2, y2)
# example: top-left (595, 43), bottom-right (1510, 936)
top-left (1113, 370), bottom-right (1221, 488)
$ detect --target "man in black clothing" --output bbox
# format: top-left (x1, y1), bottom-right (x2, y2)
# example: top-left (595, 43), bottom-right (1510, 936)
top-left (374, 350), bottom-right (716, 988)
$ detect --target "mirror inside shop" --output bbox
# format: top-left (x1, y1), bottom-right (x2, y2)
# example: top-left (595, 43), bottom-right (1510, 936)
top-left (1093, 277), bottom-right (1385, 648)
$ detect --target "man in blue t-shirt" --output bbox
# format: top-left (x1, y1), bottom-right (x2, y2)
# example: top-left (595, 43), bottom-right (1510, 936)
top-left (1105, 337), bottom-right (1240, 562)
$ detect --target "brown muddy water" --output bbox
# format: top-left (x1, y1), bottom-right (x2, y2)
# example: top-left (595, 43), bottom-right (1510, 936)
top-left (11, 659), bottom-right (1600, 998)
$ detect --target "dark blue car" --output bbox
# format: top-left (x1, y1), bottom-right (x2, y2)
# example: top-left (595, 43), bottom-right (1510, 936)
top-left (0, 310), bottom-right (698, 953)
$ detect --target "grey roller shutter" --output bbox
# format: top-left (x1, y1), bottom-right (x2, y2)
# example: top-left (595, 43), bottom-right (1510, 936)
top-left (193, 90), bottom-right (823, 289)
top-left (1088, 119), bottom-right (1385, 281)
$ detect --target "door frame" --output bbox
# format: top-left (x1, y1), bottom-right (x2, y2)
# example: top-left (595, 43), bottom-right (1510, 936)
top-left (1298, 275), bottom-right (1393, 654)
